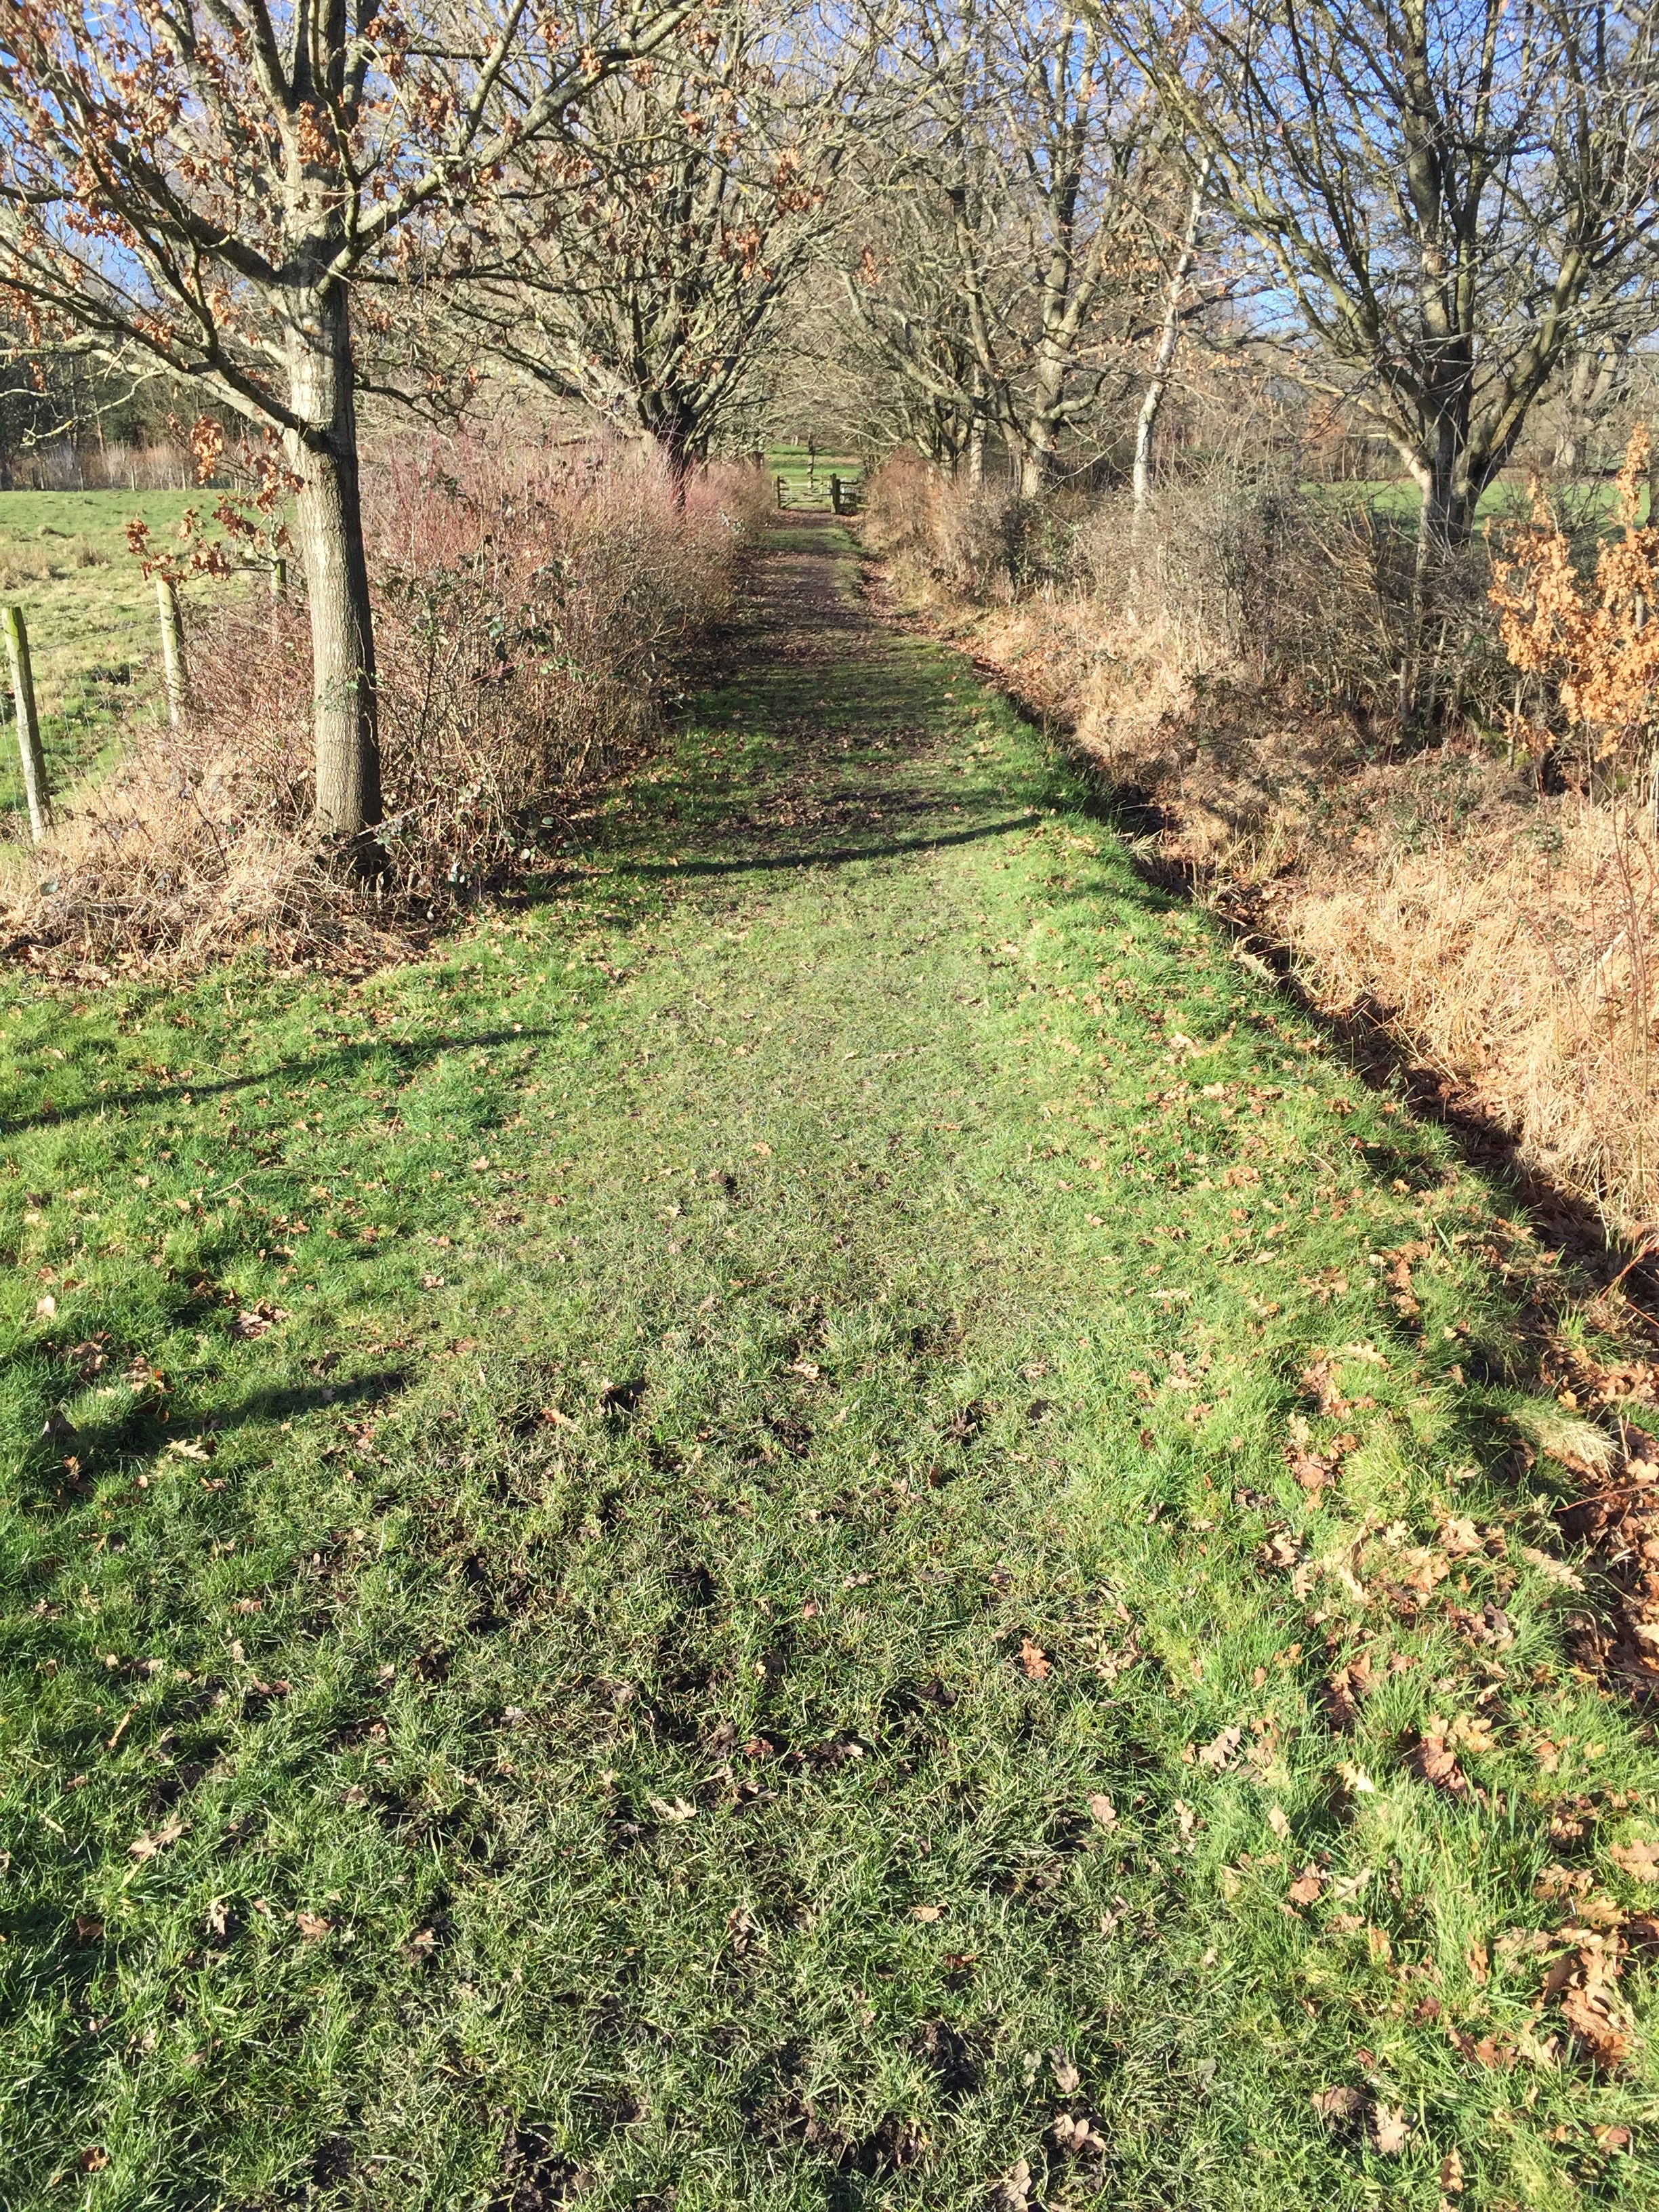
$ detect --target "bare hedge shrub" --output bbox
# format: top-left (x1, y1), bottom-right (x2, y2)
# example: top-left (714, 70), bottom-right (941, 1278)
top-left (4, 441), bottom-right (765, 973)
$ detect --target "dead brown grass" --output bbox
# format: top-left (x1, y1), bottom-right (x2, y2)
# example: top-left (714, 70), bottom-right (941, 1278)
top-left (862, 459), bottom-right (1659, 1236)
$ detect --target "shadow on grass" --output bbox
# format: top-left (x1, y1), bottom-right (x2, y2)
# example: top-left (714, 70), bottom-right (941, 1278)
top-left (22, 1367), bottom-right (411, 1507)
top-left (589, 811), bottom-right (1043, 883)
top-left (209, 1368), bottom-right (410, 1433)
top-left (0, 1027), bottom-right (563, 1139)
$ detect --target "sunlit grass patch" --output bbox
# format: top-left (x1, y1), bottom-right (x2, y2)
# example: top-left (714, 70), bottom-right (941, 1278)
top-left (1, 520), bottom-right (1655, 2208)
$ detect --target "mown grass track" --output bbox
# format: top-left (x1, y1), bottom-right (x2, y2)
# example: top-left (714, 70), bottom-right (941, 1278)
top-left (2, 518), bottom-right (1656, 2209)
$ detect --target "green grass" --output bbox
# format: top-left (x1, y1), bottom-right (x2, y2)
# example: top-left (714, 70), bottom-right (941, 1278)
top-left (1305, 476), bottom-right (1652, 527)
top-left (768, 447), bottom-right (863, 510)
top-left (3, 518), bottom-right (1656, 2209)
top-left (0, 490), bottom-right (239, 821)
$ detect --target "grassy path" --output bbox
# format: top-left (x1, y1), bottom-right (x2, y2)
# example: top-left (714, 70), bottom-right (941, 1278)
top-left (3, 520), bottom-right (1656, 2208)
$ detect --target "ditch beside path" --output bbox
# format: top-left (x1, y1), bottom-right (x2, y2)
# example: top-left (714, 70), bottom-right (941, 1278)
top-left (3, 517), bottom-right (1654, 2208)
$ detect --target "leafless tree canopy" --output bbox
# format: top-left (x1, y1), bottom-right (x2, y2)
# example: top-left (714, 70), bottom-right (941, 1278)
top-left (5, 0), bottom-right (1659, 836)
top-left (440, 2), bottom-right (873, 477)
top-left (0, 0), bottom-right (695, 834)
top-left (1111, 0), bottom-right (1659, 544)
top-left (836, 0), bottom-right (1185, 493)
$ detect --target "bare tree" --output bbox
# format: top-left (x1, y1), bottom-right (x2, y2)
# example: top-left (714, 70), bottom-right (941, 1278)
top-left (842, 0), bottom-right (1169, 495)
top-left (1131, 157), bottom-right (1209, 531)
top-left (1111, 0), bottom-right (1659, 550)
top-left (0, 0), bottom-right (693, 840)
top-left (836, 201), bottom-right (986, 470)
top-left (1549, 333), bottom-right (1633, 472)
top-left (447, 3), bottom-right (872, 484)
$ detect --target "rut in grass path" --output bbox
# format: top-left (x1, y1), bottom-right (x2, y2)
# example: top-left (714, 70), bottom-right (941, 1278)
top-left (4, 514), bottom-right (1657, 2209)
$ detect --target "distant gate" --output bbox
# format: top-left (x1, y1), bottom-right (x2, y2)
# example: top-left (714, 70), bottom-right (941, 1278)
top-left (774, 470), bottom-right (863, 515)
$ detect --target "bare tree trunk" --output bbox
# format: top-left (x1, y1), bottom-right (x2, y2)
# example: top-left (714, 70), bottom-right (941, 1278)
top-left (4, 602), bottom-right (52, 840)
top-left (657, 416), bottom-right (697, 510)
top-left (1017, 424), bottom-right (1050, 500)
top-left (285, 286), bottom-right (380, 842)
top-left (155, 576), bottom-right (186, 726)
top-left (1133, 162), bottom-right (1208, 544)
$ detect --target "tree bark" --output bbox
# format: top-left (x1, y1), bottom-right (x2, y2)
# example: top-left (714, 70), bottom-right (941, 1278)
top-left (657, 415), bottom-right (697, 510)
top-left (1017, 424), bottom-right (1051, 500)
top-left (285, 287), bottom-right (380, 840)
top-left (1132, 163), bottom-right (1208, 542)
top-left (966, 409), bottom-right (985, 489)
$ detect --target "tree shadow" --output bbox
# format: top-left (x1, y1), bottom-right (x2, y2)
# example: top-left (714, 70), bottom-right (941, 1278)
top-left (550, 811), bottom-right (1043, 890)
top-left (1, 1025), bottom-right (562, 1139)
top-left (20, 1366), bottom-right (412, 1509)
top-left (208, 1368), bottom-right (410, 1433)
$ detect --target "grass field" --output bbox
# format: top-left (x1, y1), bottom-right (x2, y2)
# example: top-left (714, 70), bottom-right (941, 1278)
top-left (1305, 476), bottom-right (1652, 527)
top-left (0, 491), bottom-right (234, 823)
top-left (2, 518), bottom-right (1657, 2207)
top-left (770, 447), bottom-right (865, 510)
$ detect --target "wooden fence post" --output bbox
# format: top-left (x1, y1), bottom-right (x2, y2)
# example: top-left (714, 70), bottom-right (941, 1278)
top-left (775, 474), bottom-right (787, 510)
top-left (156, 575), bottom-right (187, 726)
top-left (3, 603), bottom-right (52, 840)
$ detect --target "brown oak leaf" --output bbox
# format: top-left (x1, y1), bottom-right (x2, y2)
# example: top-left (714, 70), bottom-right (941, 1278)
top-left (1560, 1977), bottom-right (1633, 2070)
top-left (1197, 1725), bottom-right (1242, 1771)
top-left (1372, 2104), bottom-right (1410, 2155)
top-left (128, 1819), bottom-right (186, 1859)
top-left (1323, 1650), bottom-right (1374, 1730)
top-left (1610, 1839), bottom-right (1659, 1884)
top-left (1311, 2085), bottom-right (1364, 2125)
top-left (1412, 1723), bottom-right (1473, 1799)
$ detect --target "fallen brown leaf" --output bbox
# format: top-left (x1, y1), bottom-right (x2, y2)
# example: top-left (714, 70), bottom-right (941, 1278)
top-left (1324, 1650), bottom-right (1374, 1729)
top-left (1535, 1864), bottom-right (1593, 1899)
top-left (1412, 1723), bottom-right (1473, 1799)
top-left (1372, 2104), bottom-right (1410, 2156)
top-left (1521, 1546), bottom-right (1584, 1591)
top-left (1311, 2085), bottom-right (1364, 2125)
top-left (1300, 1359), bottom-right (1352, 1416)
top-left (1050, 2049), bottom-right (1080, 2093)
top-left (1560, 1977), bottom-right (1633, 2069)
top-left (1017, 1636), bottom-right (1051, 1680)
top-left (1197, 1724), bottom-right (1242, 1771)
top-left (128, 1819), bottom-right (186, 1859)
top-left (1610, 1839), bottom-right (1659, 1884)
